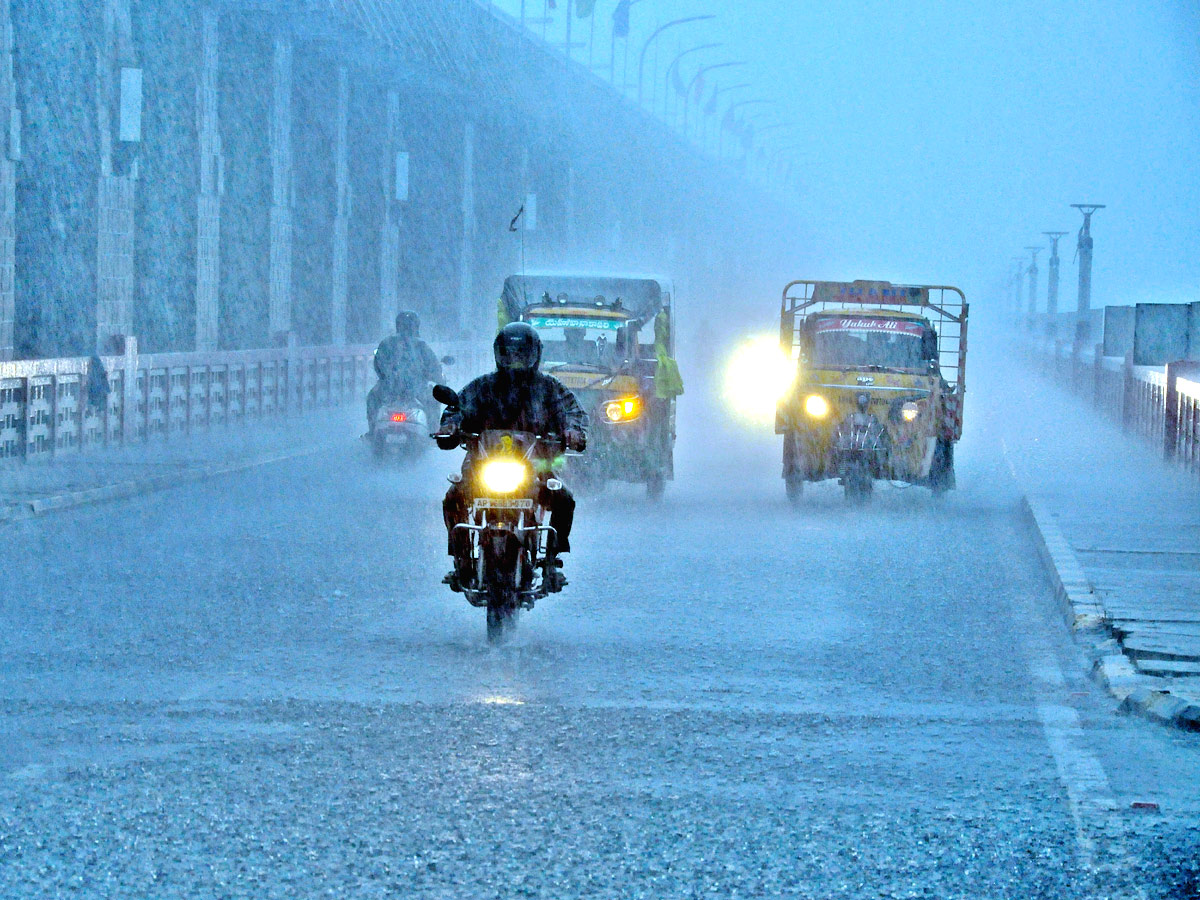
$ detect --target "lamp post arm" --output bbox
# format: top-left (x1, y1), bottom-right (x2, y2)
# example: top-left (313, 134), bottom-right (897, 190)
top-left (637, 15), bottom-right (716, 106)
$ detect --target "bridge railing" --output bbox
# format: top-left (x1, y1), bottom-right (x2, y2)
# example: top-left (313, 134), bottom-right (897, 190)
top-left (1029, 338), bottom-right (1200, 476)
top-left (0, 339), bottom-right (490, 464)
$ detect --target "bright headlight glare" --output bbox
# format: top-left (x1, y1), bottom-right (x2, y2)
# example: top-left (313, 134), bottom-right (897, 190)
top-left (479, 459), bottom-right (527, 494)
top-left (722, 336), bottom-right (797, 425)
top-left (804, 394), bottom-right (830, 418)
top-left (901, 401), bottom-right (920, 422)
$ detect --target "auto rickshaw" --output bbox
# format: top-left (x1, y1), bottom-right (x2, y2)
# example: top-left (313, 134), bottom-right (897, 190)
top-left (499, 274), bottom-right (682, 498)
top-left (775, 280), bottom-right (968, 502)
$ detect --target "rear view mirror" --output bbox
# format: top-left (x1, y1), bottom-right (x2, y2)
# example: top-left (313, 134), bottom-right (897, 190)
top-left (432, 384), bottom-right (459, 407)
top-left (441, 355), bottom-right (456, 366)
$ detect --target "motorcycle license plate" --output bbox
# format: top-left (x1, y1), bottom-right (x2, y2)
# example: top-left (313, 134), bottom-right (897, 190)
top-left (385, 433), bottom-right (408, 444)
top-left (473, 498), bottom-right (534, 510)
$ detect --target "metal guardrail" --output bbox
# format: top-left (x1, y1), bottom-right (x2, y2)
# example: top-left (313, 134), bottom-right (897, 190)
top-left (0, 338), bottom-right (492, 464)
top-left (1030, 339), bottom-right (1200, 476)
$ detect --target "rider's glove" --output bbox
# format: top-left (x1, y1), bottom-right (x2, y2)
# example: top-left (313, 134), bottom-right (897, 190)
top-left (565, 429), bottom-right (587, 453)
top-left (435, 428), bottom-right (460, 451)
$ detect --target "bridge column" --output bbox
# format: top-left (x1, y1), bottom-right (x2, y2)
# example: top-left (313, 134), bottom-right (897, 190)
top-left (268, 35), bottom-right (294, 346)
top-left (0, 0), bottom-right (16, 360)
top-left (456, 121), bottom-right (475, 337)
top-left (379, 88), bottom-right (403, 337)
top-left (95, 0), bottom-right (139, 354)
top-left (330, 66), bottom-right (349, 346)
top-left (194, 6), bottom-right (221, 351)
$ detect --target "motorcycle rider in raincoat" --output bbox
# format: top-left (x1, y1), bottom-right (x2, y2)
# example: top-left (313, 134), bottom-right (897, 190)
top-left (437, 322), bottom-right (588, 593)
top-left (366, 311), bottom-right (443, 435)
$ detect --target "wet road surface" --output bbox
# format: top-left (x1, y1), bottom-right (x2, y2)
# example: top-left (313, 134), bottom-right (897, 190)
top-left (2, 359), bottom-right (1198, 898)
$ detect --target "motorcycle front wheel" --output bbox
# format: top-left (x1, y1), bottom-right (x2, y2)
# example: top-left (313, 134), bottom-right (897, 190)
top-left (486, 593), bottom-right (519, 644)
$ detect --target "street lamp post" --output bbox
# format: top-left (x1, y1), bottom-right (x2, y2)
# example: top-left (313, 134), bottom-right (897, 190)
top-left (610, 0), bottom-right (647, 87)
top-left (683, 60), bottom-right (744, 136)
top-left (637, 15), bottom-right (715, 107)
top-left (699, 81), bottom-right (749, 150)
top-left (1071, 203), bottom-right (1105, 348)
top-left (1024, 246), bottom-right (1042, 330)
top-left (1012, 258), bottom-right (1025, 325)
top-left (663, 42), bottom-right (721, 120)
top-left (717, 98), bottom-right (772, 158)
top-left (1042, 231), bottom-right (1068, 333)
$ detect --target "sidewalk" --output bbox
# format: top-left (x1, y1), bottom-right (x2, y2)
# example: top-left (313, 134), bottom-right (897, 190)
top-left (1002, 353), bottom-right (1200, 730)
top-left (0, 408), bottom-right (357, 524)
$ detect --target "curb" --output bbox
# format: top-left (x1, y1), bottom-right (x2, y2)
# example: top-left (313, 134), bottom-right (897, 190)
top-left (1019, 494), bottom-right (1200, 733)
top-left (0, 443), bottom-right (331, 525)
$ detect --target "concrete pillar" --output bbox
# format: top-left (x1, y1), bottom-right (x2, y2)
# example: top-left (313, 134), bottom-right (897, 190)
top-left (194, 6), bottom-right (222, 351)
top-left (457, 121), bottom-right (475, 337)
top-left (0, 0), bottom-right (17, 361)
top-left (379, 89), bottom-right (402, 338)
top-left (95, 0), bottom-right (138, 354)
top-left (330, 66), bottom-right (349, 346)
top-left (268, 36), bottom-right (293, 346)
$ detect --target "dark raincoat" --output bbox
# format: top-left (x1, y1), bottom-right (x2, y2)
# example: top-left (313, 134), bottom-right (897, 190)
top-left (439, 370), bottom-right (588, 446)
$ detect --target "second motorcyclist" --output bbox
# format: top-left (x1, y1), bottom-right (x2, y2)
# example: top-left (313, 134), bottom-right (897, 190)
top-left (437, 322), bottom-right (588, 593)
top-left (366, 311), bottom-right (443, 436)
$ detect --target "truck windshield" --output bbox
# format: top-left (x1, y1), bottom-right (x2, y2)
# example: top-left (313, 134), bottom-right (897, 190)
top-left (526, 315), bottom-right (635, 368)
top-left (811, 316), bottom-right (930, 369)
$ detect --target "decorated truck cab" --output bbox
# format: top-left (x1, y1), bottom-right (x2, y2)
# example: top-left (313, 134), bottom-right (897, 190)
top-left (776, 280), bottom-right (967, 502)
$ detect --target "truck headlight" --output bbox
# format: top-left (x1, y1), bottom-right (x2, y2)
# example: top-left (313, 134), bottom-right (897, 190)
top-left (901, 401), bottom-right (920, 422)
top-left (479, 459), bottom-right (528, 494)
top-left (804, 394), bottom-right (829, 418)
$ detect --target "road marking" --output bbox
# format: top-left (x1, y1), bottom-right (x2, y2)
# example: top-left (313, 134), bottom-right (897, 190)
top-left (1016, 595), bottom-right (1148, 899)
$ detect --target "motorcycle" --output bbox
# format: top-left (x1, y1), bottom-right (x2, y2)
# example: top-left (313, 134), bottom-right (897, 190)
top-left (432, 384), bottom-right (566, 643)
top-left (369, 395), bottom-right (430, 462)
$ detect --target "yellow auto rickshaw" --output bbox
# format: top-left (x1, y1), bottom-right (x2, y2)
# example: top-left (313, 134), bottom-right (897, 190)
top-left (499, 274), bottom-right (683, 499)
top-left (776, 280), bottom-right (968, 502)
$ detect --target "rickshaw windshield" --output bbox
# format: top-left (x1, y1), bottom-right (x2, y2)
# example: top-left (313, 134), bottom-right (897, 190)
top-left (810, 316), bottom-right (930, 370)
top-left (526, 315), bottom-right (634, 369)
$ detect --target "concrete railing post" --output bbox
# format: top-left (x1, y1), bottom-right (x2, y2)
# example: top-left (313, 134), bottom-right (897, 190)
top-left (1164, 361), bottom-right (1180, 462)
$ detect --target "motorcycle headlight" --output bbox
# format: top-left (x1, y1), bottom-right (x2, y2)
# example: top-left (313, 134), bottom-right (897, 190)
top-left (605, 396), bottom-right (642, 423)
top-left (901, 401), bottom-right (920, 422)
top-left (804, 394), bottom-right (829, 418)
top-left (479, 459), bottom-right (528, 494)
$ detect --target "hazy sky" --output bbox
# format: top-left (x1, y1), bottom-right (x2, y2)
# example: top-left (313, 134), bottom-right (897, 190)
top-left (494, 0), bottom-right (1200, 311)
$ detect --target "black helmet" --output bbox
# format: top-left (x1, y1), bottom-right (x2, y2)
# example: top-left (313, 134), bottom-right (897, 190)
top-left (395, 311), bottom-right (419, 338)
top-left (494, 322), bottom-right (542, 373)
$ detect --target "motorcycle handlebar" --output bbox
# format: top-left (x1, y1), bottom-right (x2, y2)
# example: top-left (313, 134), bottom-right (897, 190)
top-left (429, 431), bottom-right (568, 451)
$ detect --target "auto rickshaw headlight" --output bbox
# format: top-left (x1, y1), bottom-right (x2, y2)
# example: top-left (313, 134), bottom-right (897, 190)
top-left (605, 396), bottom-right (642, 423)
top-left (901, 401), bottom-right (920, 422)
top-left (479, 459), bottom-right (528, 494)
top-left (804, 394), bottom-right (830, 418)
